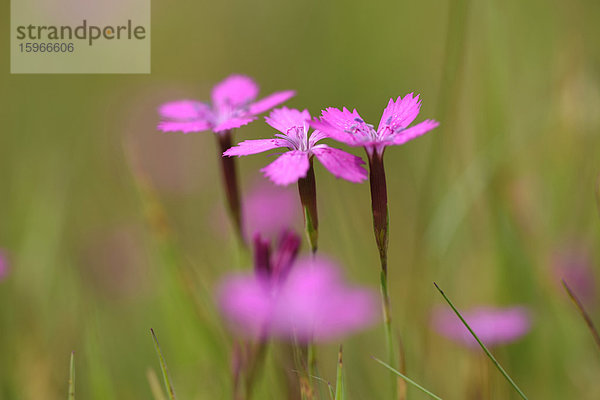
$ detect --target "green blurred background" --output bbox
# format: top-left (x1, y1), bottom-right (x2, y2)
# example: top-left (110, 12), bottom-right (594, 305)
top-left (1, 0), bottom-right (600, 398)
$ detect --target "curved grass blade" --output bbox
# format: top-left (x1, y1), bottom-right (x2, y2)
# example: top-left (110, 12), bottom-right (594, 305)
top-left (372, 357), bottom-right (443, 400)
top-left (335, 345), bottom-right (344, 400)
top-left (562, 279), bottom-right (600, 351)
top-left (68, 351), bottom-right (75, 400)
top-left (147, 368), bottom-right (167, 400)
top-left (150, 329), bottom-right (177, 400)
top-left (433, 282), bottom-right (528, 400)
top-left (309, 375), bottom-right (334, 400)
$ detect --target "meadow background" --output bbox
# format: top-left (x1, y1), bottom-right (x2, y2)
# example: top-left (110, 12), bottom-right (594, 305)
top-left (1, 0), bottom-right (600, 398)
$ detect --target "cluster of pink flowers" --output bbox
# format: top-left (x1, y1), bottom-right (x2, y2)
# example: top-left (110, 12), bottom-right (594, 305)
top-left (155, 74), bottom-right (538, 400)
top-left (156, 74), bottom-right (533, 349)
top-left (224, 107), bottom-right (367, 186)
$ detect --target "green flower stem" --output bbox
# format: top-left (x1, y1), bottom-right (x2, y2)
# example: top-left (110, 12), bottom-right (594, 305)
top-left (297, 159), bottom-right (321, 396)
top-left (244, 341), bottom-right (269, 399)
top-left (68, 351), bottom-right (75, 400)
top-left (298, 158), bottom-right (319, 254)
top-left (297, 158), bottom-right (319, 254)
top-left (335, 346), bottom-right (345, 400)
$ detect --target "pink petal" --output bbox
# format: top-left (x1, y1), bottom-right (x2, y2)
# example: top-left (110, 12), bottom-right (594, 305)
top-left (392, 119), bottom-right (439, 145)
top-left (218, 275), bottom-right (273, 339)
top-left (377, 94), bottom-right (422, 135)
top-left (271, 257), bottom-right (378, 341)
top-left (261, 151), bottom-right (310, 186)
top-left (224, 138), bottom-right (289, 157)
top-left (312, 146), bottom-right (367, 183)
top-left (158, 100), bottom-right (211, 121)
top-left (308, 129), bottom-right (328, 147)
top-left (249, 91), bottom-right (296, 115)
top-left (243, 183), bottom-right (302, 242)
top-left (217, 256), bottom-right (378, 342)
top-left (157, 120), bottom-right (211, 133)
top-left (211, 75), bottom-right (259, 108)
top-left (265, 107), bottom-right (311, 135)
top-left (312, 108), bottom-right (366, 146)
top-left (432, 306), bottom-right (531, 348)
top-left (213, 116), bottom-right (257, 132)
top-left (553, 247), bottom-right (595, 305)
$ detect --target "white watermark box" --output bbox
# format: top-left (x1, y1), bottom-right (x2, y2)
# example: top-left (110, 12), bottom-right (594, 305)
top-left (11, 0), bottom-right (150, 74)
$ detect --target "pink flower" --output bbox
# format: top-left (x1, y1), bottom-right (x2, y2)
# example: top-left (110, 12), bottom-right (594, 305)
top-left (219, 255), bottom-right (378, 342)
top-left (0, 250), bottom-right (8, 281)
top-left (312, 93), bottom-right (439, 156)
top-left (157, 75), bottom-right (294, 243)
top-left (243, 180), bottom-right (302, 240)
top-left (157, 75), bottom-right (295, 134)
top-left (253, 231), bottom-right (301, 284)
top-left (553, 247), bottom-right (596, 306)
top-left (224, 107), bottom-right (368, 186)
top-left (432, 306), bottom-right (532, 348)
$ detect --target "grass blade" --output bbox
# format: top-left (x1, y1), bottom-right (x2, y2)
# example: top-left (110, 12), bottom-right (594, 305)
top-left (308, 375), bottom-right (334, 400)
top-left (150, 329), bottom-right (177, 400)
top-left (335, 345), bottom-right (344, 400)
top-left (147, 368), bottom-right (167, 400)
top-left (372, 357), bottom-right (443, 400)
top-left (67, 351), bottom-right (75, 400)
top-left (433, 282), bottom-right (528, 400)
top-left (562, 279), bottom-right (600, 351)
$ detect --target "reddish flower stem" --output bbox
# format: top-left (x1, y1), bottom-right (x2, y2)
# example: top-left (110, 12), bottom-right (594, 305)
top-left (368, 150), bottom-right (401, 399)
top-left (217, 130), bottom-right (245, 245)
top-left (368, 152), bottom-right (389, 275)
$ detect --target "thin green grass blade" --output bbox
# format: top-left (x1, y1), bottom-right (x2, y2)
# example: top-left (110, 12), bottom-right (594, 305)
top-left (335, 345), bottom-right (344, 400)
top-left (309, 375), bottom-right (334, 400)
top-left (67, 351), bottom-right (75, 400)
top-left (372, 357), bottom-right (443, 400)
top-left (433, 282), bottom-right (528, 400)
top-left (562, 280), bottom-right (600, 351)
top-left (150, 329), bottom-right (177, 400)
top-left (147, 368), bottom-right (167, 400)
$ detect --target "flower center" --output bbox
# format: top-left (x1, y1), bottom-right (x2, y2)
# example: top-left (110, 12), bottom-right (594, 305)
top-left (214, 101), bottom-right (249, 126)
top-left (275, 125), bottom-right (309, 151)
top-left (345, 117), bottom-right (378, 142)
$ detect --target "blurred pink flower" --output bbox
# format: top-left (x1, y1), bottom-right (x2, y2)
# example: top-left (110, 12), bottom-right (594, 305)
top-left (0, 250), bottom-right (9, 281)
top-left (252, 231), bottom-right (301, 284)
top-left (224, 107), bottom-right (367, 186)
top-left (432, 306), bottom-right (531, 348)
top-left (243, 180), bottom-right (302, 240)
top-left (553, 247), bottom-right (596, 306)
top-left (312, 94), bottom-right (439, 157)
top-left (157, 75), bottom-right (295, 134)
top-left (219, 255), bottom-right (378, 342)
